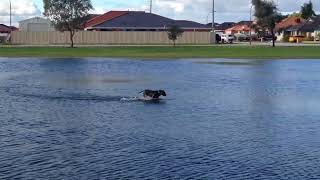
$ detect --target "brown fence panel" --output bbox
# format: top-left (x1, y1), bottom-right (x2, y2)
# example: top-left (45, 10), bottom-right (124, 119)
top-left (11, 31), bottom-right (211, 45)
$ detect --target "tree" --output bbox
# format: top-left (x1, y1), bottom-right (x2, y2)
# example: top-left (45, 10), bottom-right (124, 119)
top-left (301, 1), bottom-right (316, 20)
top-left (43, 0), bottom-right (93, 48)
top-left (167, 25), bottom-right (184, 47)
top-left (252, 0), bottom-right (281, 47)
top-left (289, 12), bottom-right (302, 18)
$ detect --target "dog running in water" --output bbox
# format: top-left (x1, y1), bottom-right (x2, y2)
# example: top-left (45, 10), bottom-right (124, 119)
top-left (139, 90), bottom-right (167, 100)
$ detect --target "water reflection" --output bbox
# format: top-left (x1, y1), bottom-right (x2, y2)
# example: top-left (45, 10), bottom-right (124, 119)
top-left (195, 59), bottom-right (261, 66)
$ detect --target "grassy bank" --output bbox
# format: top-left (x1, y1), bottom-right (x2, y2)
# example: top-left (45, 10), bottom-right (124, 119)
top-left (0, 46), bottom-right (320, 59)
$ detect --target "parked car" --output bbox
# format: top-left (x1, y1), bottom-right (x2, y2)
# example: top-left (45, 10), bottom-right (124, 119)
top-left (220, 34), bottom-right (234, 43)
top-left (289, 35), bottom-right (305, 43)
top-left (260, 35), bottom-right (277, 42)
top-left (234, 33), bottom-right (250, 42)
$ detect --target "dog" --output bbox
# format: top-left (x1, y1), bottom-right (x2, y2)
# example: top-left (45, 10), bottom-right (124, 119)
top-left (139, 90), bottom-right (167, 100)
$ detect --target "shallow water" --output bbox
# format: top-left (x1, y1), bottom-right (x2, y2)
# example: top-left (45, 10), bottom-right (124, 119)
top-left (1, 58), bottom-right (320, 179)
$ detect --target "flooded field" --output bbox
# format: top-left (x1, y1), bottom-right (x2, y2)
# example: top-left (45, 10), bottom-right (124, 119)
top-left (1, 58), bottom-right (320, 179)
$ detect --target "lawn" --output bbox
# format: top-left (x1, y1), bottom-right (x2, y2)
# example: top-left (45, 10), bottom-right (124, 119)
top-left (0, 46), bottom-right (319, 59)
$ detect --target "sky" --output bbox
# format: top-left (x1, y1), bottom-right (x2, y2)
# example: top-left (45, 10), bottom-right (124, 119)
top-left (0, 0), bottom-right (319, 26)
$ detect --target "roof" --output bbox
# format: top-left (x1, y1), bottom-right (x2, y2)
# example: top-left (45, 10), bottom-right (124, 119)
top-left (287, 16), bottom-right (320, 32)
top-left (214, 22), bottom-right (236, 30)
top-left (92, 11), bottom-right (175, 29)
top-left (225, 24), bottom-right (251, 32)
top-left (19, 17), bottom-right (49, 23)
top-left (275, 16), bottom-right (305, 31)
top-left (236, 21), bottom-right (253, 26)
top-left (84, 11), bottom-right (129, 28)
top-left (174, 20), bottom-right (208, 28)
top-left (9, 26), bottom-right (18, 31)
top-left (86, 11), bottom-right (209, 30)
top-left (0, 24), bottom-right (13, 33)
top-left (302, 16), bottom-right (320, 31)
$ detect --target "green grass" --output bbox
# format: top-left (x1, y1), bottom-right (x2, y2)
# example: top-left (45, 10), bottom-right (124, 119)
top-left (0, 46), bottom-right (320, 59)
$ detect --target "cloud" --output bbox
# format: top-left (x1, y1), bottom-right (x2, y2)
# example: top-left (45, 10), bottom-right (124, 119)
top-left (0, 0), bottom-right (41, 26)
top-left (93, 0), bottom-right (319, 23)
top-left (1, 0), bottom-right (320, 26)
top-left (150, 0), bottom-right (320, 23)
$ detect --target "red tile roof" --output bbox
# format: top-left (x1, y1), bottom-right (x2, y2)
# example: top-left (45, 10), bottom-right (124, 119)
top-left (275, 16), bottom-right (305, 31)
top-left (225, 24), bottom-right (251, 32)
top-left (84, 11), bottom-right (128, 28)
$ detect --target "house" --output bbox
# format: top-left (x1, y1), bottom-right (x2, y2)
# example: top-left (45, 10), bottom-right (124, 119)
top-left (225, 24), bottom-right (253, 35)
top-left (0, 24), bottom-right (13, 33)
top-left (19, 17), bottom-right (55, 32)
top-left (84, 11), bottom-right (211, 32)
top-left (275, 16), bottom-right (305, 41)
top-left (223, 20), bottom-right (256, 35)
top-left (286, 16), bottom-right (320, 39)
top-left (216, 22), bottom-right (236, 31)
top-left (0, 24), bottom-right (18, 43)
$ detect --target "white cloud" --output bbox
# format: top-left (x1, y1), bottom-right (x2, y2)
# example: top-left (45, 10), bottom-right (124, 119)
top-left (149, 0), bottom-right (320, 23)
top-left (1, 0), bottom-right (319, 26)
top-left (0, 0), bottom-right (41, 26)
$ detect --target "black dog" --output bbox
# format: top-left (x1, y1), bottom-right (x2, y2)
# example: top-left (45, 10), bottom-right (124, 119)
top-left (139, 90), bottom-right (167, 99)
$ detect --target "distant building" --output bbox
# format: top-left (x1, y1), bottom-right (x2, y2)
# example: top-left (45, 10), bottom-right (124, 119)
top-left (19, 17), bottom-right (55, 32)
top-left (275, 16), bottom-right (305, 41)
top-left (84, 11), bottom-right (210, 32)
top-left (0, 24), bottom-right (13, 34)
top-left (0, 24), bottom-right (18, 43)
top-left (225, 24), bottom-right (254, 35)
top-left (286, 16), bottom-right (320, 39)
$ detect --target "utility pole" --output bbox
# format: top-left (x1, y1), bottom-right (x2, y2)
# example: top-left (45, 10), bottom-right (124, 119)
top-left (9, 0), bottom-right (12, 27)
top-left (212, 0), bottom-right (214, 31)
top-left (211, 0), bottom-right (216, 44)
top-left (250, 3), bottom-right (252, 45)
top-left (149, 0), bottom-right (152, 13)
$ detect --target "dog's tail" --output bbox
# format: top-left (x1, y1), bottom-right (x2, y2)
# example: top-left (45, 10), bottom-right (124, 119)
top-left (139, 90), bottom-right (144, 94)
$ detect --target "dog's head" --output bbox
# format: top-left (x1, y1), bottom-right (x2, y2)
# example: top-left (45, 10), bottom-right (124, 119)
top-left (159, 90), bottom-right (167, 96)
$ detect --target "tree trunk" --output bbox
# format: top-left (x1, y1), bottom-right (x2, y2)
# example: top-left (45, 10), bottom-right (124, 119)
top-left (69, 30), bottom-right (75, 48)
top-left (173, 40), bottom-right (176, 47)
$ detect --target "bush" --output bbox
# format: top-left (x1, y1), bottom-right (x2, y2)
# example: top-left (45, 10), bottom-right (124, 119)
top-left (305, 37), bottom-right (314, 41)
top-left (316, 32), bottom-right (320, 41)
top-left (282, 34), bottom-right (290, 42)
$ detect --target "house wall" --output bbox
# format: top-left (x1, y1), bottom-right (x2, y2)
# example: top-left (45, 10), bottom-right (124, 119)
top-left (11, 31), bottom-right (211, 45)
top-left (0, 33), bottom-right (10, 43)
top-left (19, 17), bottom-right (54, 32)
top-left (276, 31), bottom-right (292, 42)
top-left (276, 32), bottom-right (284, 41)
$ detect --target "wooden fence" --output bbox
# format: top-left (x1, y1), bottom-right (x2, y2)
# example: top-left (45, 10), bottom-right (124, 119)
top-left (11, 31), bottom-right (211, 45)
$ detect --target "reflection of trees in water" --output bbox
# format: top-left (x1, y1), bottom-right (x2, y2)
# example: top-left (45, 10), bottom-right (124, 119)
top-left (38, 59), bottom-right (92, 88)
top-left (38, 59), bottom-right (140, 88)
top-left (247, 61), bottom-right (279, 118)
top-left (244, 61), bottom-right (281, 158)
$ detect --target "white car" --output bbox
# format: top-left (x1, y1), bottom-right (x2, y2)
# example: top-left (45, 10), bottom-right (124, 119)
top-left (220, 34), bottom-right (234, 43)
